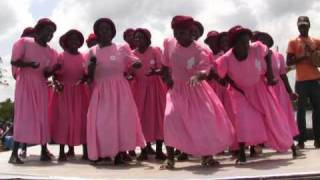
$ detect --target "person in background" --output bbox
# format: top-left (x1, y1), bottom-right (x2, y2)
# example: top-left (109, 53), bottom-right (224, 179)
top-left (287, 16), bottom-right (320, 149)
top-left (9, 18), bottom-right (59, 164)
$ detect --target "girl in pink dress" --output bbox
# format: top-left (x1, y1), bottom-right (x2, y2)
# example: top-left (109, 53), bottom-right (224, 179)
top-left (205, 31), bottom-right (227, 101)
top-left (12, 27), bottom-right (35, 80)
top-left (122, 28), bottom-right (139, 159)
top-left (214, 26), bottom-right (297, 164)
top-left (132, 28), bottom-right (167, 161)
top-left (86, 18), bottom-right (145, 165)
top-left (173, 20), bottom-right (206, 161)
top-left (160, 16), bottom-right (234, 169)
top-left (123, 28), bottom-right (136, 50)
top-left (9, 18), bottom-right (58, 164)
top-left (50, 29), bottom-right (90, 161)
top-left (252, 32), bottom-right (299, 140)
top-left (13, 27), bottom-right (35, 159)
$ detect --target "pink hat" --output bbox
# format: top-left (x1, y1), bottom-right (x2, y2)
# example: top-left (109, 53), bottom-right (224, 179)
top-left (134, 28), bottom-right (151, 40)
top-left (228, 25), bottom-right (252, 47)
top-left (21, 27), bottom-right (35, 38)
top-left (171, 15), bottom-right (194, 30)
top-left (134, 28), bottom-right (151, 46)
top-left (252, 31), bottom-right (274, 47)
top-left (123, 28), bottom-right (135, 40)
top-left (59, 29), bottom-right (84, 50)
top-left (204, 30), bottom-right (219, 44)
top-left (93, 18), bottom-right (116, 38)
top-left (34, 18), bottom-right (57, 32)
top-left (193, 21), bottom-right (204, 37)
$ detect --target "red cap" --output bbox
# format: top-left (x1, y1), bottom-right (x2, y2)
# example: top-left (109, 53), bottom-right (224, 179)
top-left (123, 28), bottom-right (135, 40)
top-left (34, 18), bottom-right (57, 32)
top-left (21, 27), bottom-right (35, 38)
top-left (228, 25), bottom-right (252, 47)
top-left (204, 30), bottom-right (219, 44)
top-left (93, 18), bottom-right (116, 38)
top-left (171, 15), bottom-right (194, 30)
top-left (59, 29), bottom-right (84, 50)
top-left (252, 31), bottom-right (274, 47)
top-left (193, 21), bottom-right (204, 37)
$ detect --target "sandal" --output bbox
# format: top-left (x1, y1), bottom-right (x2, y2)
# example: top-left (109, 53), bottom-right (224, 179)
top-left (201, 157), bottom-right (220, 167)
top-left (160, 159), bottom-right (175, 170)
top-left (8, 155), bottom-right (24, 164)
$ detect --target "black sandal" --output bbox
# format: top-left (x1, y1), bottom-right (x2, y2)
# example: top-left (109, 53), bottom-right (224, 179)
top-left (160, 159), bottom-right (175, 170)
top-left (201, 157), bottom-right (220, 167)
top-left (8, 155), bottom-right (24, 164)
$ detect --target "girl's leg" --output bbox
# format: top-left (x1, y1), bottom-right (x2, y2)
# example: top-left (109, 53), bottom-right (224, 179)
top-left (160, 146), bottom-right (175, 170)
top-left (82, 144), bottom-right (88, 160)
top-left (236, 142), bottom-right (246, 164)
top-left (8, 141), bottom-right (24, 164)
top-left (249, 146), bottom-right (256, 157)
top-left (146, 142), bottom-right (156, 155)
top-left (137, 147), bottom-right (148, 161)
top-left (291, 143), bottom-right (299, 158)
top-left (155, 140), bottom-right (166, 160)
top-left (114, 151), bottom-right (127, 165)
top-left (129, 150), bottom-right (136, 157)
top-left (40, 144), bottom-right (52, 161)
top-left (58, 144), bottom-right (67, 161)
top-left (19, 143), bottom-right (27, 158)
top-left (67, 146), bottom-right (75, 157)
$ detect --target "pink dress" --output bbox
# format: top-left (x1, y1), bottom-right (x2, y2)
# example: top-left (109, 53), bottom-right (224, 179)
top-left (269, 51), bottom-right (299, 137)
top-left (215, 42), bottom-right (293, 151)
top-left (11, 37), bottom-right (57, 144)
top-left (162, 38), bottom-right (234, 156)
top-left (86, 43), bottom-right (145, 160)
top-left (49, 51), bottom-right (90, 146)
top-left (132, 47), bottom-right (167, 142)
top-left (207, 51), bottom-right (226, 101)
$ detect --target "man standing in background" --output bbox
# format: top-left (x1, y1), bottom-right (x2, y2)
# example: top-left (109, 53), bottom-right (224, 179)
top-left (287, 16), bottom-right (320, 149)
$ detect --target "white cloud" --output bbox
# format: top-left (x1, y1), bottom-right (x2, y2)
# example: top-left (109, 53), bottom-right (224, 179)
top-left (2, 0), bottom-right (320, 100)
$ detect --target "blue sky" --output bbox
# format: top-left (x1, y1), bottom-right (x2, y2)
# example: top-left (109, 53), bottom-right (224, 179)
top-left (0, 0), bottom-right (319, 101)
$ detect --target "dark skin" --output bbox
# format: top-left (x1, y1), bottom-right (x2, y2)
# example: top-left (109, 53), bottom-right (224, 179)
top-left (11, 25), bottom-right (59, 78)
top-left (134, 31), bottom-right (149, 54)
top-left (206, 37), bottom-right (220, 55)
top-left (174, 27), bottom-right (207, 86)
top-left (287, 24), bottom-right (312, 66)
top-left (205, 37), bottom-right (229, 86)
top-left (133, 31), bottom-right (166, 161)
top-left (161, 28), bottom-right (196, 89)
top-left (231, 33), bottom-right (277, 163)
top-left (219, 34), bottom-right (230, 53)
top-left (233, 33), bottom-right (277, 85)
top-left (87, 22), bottom-right (114, 84)
top-left (234, 34), bottom-right (299, 161)
top-left (124, 31), bottom-right (136, 50)
top-left (9, 26), bottom-right (57, 164)
top-left (256, 35), bottom-right (297, 100)
top-left (160, 27), bottom-right (219, 170)
top-left (192, 26), bottom-right (202, 41)
top-left (55, 34), bottom-right (88, 160)
top-left (134, 31), bottom-right (162, 76)
top-left (65, 34), bottom-right (81, 55)
top-left (54, 33), bottom-right (82, 90)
